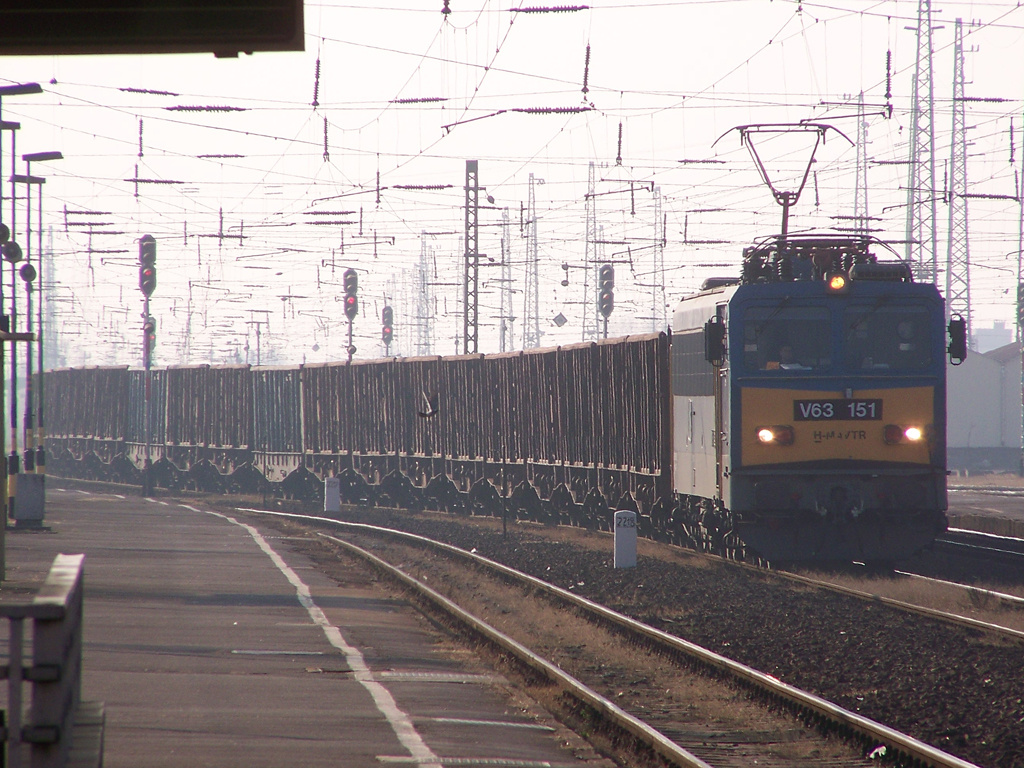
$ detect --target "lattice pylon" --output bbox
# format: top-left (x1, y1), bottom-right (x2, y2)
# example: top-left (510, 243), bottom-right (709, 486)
top-left (945, 18), bottom-right (972, 343)
top-left (905, 0), bottom-right (939, 284)
top-left (583, 161), bottom-right (599, 342)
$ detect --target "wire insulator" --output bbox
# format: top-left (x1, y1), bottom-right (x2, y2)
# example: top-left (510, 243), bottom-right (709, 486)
top-left (616, 121), bottom-right (623, 166)
top-left (442, 0), bottom-right (451, 14)
top-left (165, 105), bottom-right (247, 112)
top-left (512, 106), bottom-right (591, 114)
top-left (390, 96), bottom-right (447, 104)
top-left (885, 50), bottom-right (892, 100)
top-left (323, 116), bottom-right (329, 162)
top-left (312, 58), bottom-right (321, 108)
top-left (512, 5), bottom-right (589, 12)
top-left (138, 119), bottom-right (144, 158)
top-left (582, 44), bottom-right (591, 96)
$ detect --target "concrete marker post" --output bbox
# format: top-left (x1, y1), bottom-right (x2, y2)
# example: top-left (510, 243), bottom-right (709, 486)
top-left (324, 476), bottom-right (341, 515)
top-left (613, 509), bottom-right (637, 568)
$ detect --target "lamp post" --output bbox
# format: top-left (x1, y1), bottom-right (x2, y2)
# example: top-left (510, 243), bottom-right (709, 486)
top-left (21, 151), bottom-right (62, 483)
top-left (2, 120), bottom-right (24, 524)
top-left (0, 82), bottom-right (41, 580)
top-left (11, 175), bottom-right (42, 477)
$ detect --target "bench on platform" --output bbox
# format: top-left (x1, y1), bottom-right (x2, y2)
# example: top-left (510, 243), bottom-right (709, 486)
top-left (1, 554), bottom-right (104, 768)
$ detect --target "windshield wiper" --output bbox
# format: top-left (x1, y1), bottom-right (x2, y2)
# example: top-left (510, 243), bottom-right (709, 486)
top-left (752, 296), bottom-right (791, 340)
top-left (846, 295), bottom-right (889, 335)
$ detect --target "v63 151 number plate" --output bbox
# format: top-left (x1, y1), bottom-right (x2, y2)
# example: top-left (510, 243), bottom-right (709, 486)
top-left (793, 399), bottom-right (882, 421)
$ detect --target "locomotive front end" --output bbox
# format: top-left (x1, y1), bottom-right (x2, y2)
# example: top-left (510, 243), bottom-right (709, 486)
top-left (726, 242), bottom-right (956, 562)
top-left (671, 234), bottom-right (967, 564)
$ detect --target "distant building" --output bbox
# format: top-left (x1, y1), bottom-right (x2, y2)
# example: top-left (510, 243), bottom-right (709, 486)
top-left (947, 340), bottom-right (1022, 472)
top-left (973, 321), bottom-right (1013, 354)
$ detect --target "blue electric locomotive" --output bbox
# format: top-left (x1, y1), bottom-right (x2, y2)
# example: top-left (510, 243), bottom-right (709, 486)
top-left (671, 234), bottom-right (966, 562)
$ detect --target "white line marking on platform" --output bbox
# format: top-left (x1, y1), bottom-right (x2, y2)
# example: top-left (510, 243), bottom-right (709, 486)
top-left (231, 649), bottom-right (327, 656)
top-left (185, 504), bottom-right (444, 768)
top-left (378, 758), bottom-right (572, 767)
top-left (378, 672), bottom-right (503, 684)
top-left (419, 717), bottom-right (554, 732)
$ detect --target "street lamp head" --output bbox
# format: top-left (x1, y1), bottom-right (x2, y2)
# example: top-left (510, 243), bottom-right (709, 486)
top-left (0, 83), bottom-right (42, 97)
top-left (2, 241), bottom-right (22, 263)
top-left (22, 151), bottom-right (62, 163)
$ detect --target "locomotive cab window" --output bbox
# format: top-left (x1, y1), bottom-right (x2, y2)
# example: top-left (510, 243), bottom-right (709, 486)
top-left (844, 305), bottom-right (931, 371)
top-left (743, 306), bottom-right (831, 372)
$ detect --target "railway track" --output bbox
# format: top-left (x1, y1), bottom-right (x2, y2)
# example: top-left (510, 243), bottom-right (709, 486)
top-left (240, 506), bottom-right (982, 768)
top-left (936, 528), bottom-right (1024, 565)
top-left (769, 565), bottom-right (1024, 643)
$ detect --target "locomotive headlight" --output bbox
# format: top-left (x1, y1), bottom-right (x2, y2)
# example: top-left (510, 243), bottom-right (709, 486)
top-left (827, 273), bottom-right (848, 292)
top-left (884, 424), bottom-right (925, 444)
top-left (757, 426), bottom-right (794, 446)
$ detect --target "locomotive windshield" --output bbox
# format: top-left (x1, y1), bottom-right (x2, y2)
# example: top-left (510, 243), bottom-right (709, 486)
top-left (743, 306), bottom-right (831, 371)
top-left (737, 300), bottom-right (936, 375)
top-left (844, 304), bottom-right (932, 371)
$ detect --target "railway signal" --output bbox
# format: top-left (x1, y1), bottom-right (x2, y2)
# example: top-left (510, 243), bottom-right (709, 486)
top-left (139, 234), bottom-right (156, 297)
top-left (598, 263), bottom-right (614, 318)
top-left (343, 268), bottom-right (358, 320)
top-left (143, 316), bottom-right (156, 356)
top-left (381, 305), bottom-right (394, 348)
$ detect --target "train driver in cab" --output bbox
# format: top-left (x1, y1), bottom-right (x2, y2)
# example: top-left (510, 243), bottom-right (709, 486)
top-left (765, 344), bottom-right (810, 371)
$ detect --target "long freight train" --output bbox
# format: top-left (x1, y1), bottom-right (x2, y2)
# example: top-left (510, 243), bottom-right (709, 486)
top-left (45, 234), bottom-right (966, 563)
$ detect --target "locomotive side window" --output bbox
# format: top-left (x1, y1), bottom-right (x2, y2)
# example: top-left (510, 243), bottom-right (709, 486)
top-left (742, 306), bottom-right (831, 372)
top-left (844, 305), bottom-right (931, 371)
top-left (672, 330), bottom-right (715, 396)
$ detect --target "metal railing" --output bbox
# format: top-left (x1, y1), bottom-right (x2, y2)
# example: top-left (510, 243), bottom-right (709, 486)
top-left (0, 554), bottom-right (101, 768)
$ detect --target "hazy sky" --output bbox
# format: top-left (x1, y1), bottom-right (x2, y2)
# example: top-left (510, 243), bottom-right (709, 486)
top-left (1, 0), bottom-right (1023, 367)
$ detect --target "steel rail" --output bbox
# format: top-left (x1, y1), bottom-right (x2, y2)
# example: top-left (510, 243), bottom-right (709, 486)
top-left (764, 567), bottom-right (1024, 642)
top-left (938, 528), bottom-right (1024, 560)
top-left (314, 530), bottom-right (714, 768)
top-left (237, 507), bottom-right (982, 768)
top-left (893, 570), bottom-right (1024, 609)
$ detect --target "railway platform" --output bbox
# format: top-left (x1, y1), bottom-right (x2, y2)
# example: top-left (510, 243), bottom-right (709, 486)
top-left (948, 476), bottom-right (1024, 538)
top-left (0, 483), bottom-right (600, 768)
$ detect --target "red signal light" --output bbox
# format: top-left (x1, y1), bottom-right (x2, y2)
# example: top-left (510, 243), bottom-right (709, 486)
top-left (139, 265), bottom-right (157, 296)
